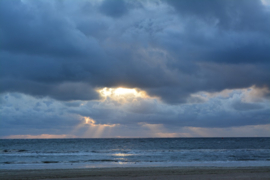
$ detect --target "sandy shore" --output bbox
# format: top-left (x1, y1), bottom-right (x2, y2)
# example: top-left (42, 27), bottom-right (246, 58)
top-left (0, 166), bottom-right (269, 180)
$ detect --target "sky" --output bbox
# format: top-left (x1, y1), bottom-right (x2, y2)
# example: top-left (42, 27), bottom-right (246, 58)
top-left (0, 0), bottom-right (270, 138)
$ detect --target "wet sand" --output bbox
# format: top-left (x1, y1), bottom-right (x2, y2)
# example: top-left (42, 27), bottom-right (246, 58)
top-left (0, 166), bottom-right (269, 180)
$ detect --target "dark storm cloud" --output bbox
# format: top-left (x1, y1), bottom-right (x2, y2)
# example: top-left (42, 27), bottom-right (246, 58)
top-left (165, 0), bottom-right (270, 63)
top-left (0, 78), bottom-right (99, 101)
top-left (166, 0), bottom-right (270, 32)
top-left (0, 0), bottom-right (270, 104)
top-left (99, 0), bottom-right (129, 18)
top-left (0, 1), bottom-right (95, 58)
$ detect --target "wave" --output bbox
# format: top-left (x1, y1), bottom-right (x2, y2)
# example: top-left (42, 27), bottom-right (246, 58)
top-left (1, 148), bottom-right (269, 154)
top-left (1, 149), bottom-right (28, 153)
top-left (42, 161), bottom-right (59, 164)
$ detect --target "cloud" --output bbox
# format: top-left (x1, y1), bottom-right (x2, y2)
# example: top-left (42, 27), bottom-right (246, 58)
top-left (0, 1), bottom-right (99, 58)
top-left (232, 101), bottom-right (263, 111)
top-left (99, 0), bottom-right (129, 18)
top-left (166, 0), bottom-right (270, 31)
top-left (0, 0), bottom-right (270, 137)
top-left (1, 86), bottom-right (269, 137)
top-left (2, 134), bottom-right (76, 139)
top-left (1, 0), bottom-right (270, 104)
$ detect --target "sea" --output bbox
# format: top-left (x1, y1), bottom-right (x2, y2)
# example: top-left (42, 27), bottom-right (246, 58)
top-left (0, 138), bottom-right (269, 169)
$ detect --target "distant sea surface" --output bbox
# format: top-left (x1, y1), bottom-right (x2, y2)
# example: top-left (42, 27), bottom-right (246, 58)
top-left (0, 138), bottom-right (269, 169)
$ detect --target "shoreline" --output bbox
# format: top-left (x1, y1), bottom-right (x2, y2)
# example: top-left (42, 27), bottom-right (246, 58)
top-left (1, 160), bottom-right (270, 170)
top-left (0, 166), bottom-right (269, 180)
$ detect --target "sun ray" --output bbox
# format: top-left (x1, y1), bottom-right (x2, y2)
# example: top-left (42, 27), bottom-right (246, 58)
top-left (140, 123), bottom-right (164, 137)
top-left (73, 116), bottom-right (118, 138)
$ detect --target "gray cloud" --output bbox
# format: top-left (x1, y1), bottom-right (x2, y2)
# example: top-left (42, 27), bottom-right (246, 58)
top-left (232, 101), bottom-right (264, 111)
top-left (0, 0), bottom-right (270, 137)
top-left (166, 0), bottom-right (270, 32)
top-left (99, 0), bottom-right (129, 18)
top-left (1, 89), bottom-right (269, 137)
top-left (0, 1), bottom-right (97, 58)
top-left (1, 0), bottom-right (269, 103)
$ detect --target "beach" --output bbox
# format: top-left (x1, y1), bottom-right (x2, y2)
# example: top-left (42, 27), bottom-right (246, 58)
top-left (0, 167), bottom-right (269, 180)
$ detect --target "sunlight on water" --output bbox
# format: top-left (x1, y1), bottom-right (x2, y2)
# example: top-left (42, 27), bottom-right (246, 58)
top-left (113, 153), bottom-right (134, 157)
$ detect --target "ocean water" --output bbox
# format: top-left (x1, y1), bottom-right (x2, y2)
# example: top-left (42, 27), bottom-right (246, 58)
top-left (0, 138), bottom-right (269, 169)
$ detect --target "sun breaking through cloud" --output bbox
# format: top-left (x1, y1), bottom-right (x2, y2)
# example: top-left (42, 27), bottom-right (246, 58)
top-left (97, 87), bottom-right (151, 103)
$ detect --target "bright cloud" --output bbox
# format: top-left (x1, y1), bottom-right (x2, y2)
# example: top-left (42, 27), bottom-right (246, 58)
top-left (98, 87), bottom-right (151, 103)
top-left (2, 134), bottom-right (76, 139)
